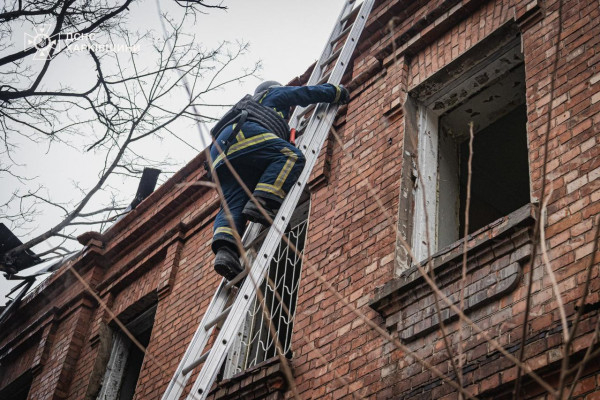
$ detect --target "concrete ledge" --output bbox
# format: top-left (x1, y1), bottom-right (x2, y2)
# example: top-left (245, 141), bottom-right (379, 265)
top-left (370, 203), bottom-right (536, 341)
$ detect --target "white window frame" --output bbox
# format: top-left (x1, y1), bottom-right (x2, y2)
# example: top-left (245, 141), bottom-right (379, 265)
top-left (97, 305), bottom-right (156, 400)
top-left (410, 37), bottom-right (526, 264)
top-left (412, 104), bottom-right (439, 263)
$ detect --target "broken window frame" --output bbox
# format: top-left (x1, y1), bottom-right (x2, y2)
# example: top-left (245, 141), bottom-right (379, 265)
top-left (96, 304), bottom-right (157, 400)
top-left (409, 32), bottom-right (530, 264)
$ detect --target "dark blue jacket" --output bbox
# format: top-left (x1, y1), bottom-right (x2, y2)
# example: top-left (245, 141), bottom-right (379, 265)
top-left (210, 83), bottom-right (342, 169)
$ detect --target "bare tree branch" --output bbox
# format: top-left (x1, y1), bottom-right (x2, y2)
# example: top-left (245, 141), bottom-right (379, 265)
top-left (513, 0), bottom-right (565, 393)
top-left (1, 0), bottom-right (259, 268)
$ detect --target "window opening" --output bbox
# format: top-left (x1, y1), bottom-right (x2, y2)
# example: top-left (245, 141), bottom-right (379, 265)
top-left (0, 371), bottom-right (32, 400)
top-left (97, 304), bottom-right (157, 400)
top-left (411, 37), bottom-right (529, 262)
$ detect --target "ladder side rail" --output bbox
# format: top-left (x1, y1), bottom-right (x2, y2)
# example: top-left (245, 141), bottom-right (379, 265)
top-left (187, 99), bottom-right (339, 399)
top-left (323, 0), bottom-right (375, 87)
top-left (176, 1), bottom-right (376, 398)
top-left (207, 0), bottom-right (377, 384)
top-left (293, 0), bottom-right (375, 149)
top-left (186, 0), bottom-right (376, 395)
top-left (288, 0), bottom-right (356, 128)
top-left (161, 280), bottom-right (231, 400)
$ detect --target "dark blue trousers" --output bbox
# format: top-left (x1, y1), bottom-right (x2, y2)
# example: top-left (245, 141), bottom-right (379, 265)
top-left (211, 139), bottom-right (305, 253)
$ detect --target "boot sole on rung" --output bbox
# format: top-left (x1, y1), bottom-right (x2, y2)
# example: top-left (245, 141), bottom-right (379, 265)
top-left (242, 202), bottom-right (277, 227)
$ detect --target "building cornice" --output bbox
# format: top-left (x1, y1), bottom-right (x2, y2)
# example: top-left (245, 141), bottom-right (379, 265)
top-left (8, 152), bottom-right (218, 322)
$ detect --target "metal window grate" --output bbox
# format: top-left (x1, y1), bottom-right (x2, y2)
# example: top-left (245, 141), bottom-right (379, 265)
top-left (224, 216), bottom-right (308, 378)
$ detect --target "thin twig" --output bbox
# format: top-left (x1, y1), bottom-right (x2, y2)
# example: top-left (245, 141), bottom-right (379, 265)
top-left (176, 181), bottom-right (217, 188)
top-left (513, 0), bottom-right (564, 394)
top-left (457, 121), bottom-right (474, 393)
top-left (540, 185), bottom-right (569, 342)
top-left (557, 215), bottom-right (600, 398)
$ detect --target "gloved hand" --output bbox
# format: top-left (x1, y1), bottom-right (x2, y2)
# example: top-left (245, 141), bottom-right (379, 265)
top-left (336, 84), bottom-right (350, 105)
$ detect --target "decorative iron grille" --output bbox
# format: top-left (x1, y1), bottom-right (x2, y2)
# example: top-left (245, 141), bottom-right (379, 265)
top-left (224, 213), bottom-right (308, 378)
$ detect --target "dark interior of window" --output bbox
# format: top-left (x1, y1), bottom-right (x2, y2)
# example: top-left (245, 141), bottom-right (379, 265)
top-left (437, 59), bottom-right (529, 248)
top-left (458, 104), bottom-right (530, 233)
top-left (118, 325), bottom-right (153, 400)
top-left (0, 371), bottom-right (32, 400)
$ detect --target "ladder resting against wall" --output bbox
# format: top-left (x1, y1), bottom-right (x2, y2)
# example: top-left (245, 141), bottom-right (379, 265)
top-left (162, 1), bottom-right (375, 398)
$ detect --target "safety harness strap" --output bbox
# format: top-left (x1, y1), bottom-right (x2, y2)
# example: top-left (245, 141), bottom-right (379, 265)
top-left (209, 91), bottom-right (291, 142)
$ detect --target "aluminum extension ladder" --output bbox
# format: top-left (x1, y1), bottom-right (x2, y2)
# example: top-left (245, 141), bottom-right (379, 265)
top-left (162, 1), bottom-right (375, 398)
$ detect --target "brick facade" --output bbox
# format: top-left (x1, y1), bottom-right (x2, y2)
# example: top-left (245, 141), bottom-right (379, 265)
top-left (1, 0), bottom-right (598, 399)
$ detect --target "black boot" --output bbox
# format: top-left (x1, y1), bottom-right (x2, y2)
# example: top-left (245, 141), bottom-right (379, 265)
top-left (214, 246), bottom-right (243, 281)
top-left (242, 197), bottom-right (279, 226)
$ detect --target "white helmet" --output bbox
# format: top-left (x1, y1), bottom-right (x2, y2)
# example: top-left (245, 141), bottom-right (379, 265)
top-left (254, 80), bottom-right (282, 94)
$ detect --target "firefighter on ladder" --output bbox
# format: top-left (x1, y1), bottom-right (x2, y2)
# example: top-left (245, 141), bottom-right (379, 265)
top-left (208, 80), bottom-right (350, 281)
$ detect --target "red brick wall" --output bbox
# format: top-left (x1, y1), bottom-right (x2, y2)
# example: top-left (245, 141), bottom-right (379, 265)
top-left (291, 50), bottom-right (404, 399)
top-left (290, 0), bottom-right (599, 397)
top-left (1, 0), bottom-right (598, 399)
top-left (28, 303), bottom-right (94, 400)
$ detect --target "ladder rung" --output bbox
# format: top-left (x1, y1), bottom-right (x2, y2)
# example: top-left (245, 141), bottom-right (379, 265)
top-left (204, 305), bottom-right (233, 331)
top-left (297, 104), bottom-right (316, 119)
top-left (321, 47), bottom-right (343, 69)
top-left (225, 269), bottom-right (248, 290)
top-left (340, 6), bottom-right (359, 24)
top-left (330, 24), bottom-right (353, 46)
top-left (182, 351), bottom-right (209, 375)
top-left (318, 71), bottom-right (332, 85)
top-left (243, 227), bottom-right (269, 250)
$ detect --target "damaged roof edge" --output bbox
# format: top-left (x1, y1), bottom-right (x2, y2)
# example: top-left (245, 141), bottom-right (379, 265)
top-left (0, 151), bottom-right (211, 322)
top-left (2, 0), bottom-right (396, 319)
top-left (100, 150), bottom-right (210, 242)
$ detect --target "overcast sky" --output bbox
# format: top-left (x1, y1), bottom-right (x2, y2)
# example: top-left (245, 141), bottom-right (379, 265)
top-left (0, 0), bottom-right (348, 305)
